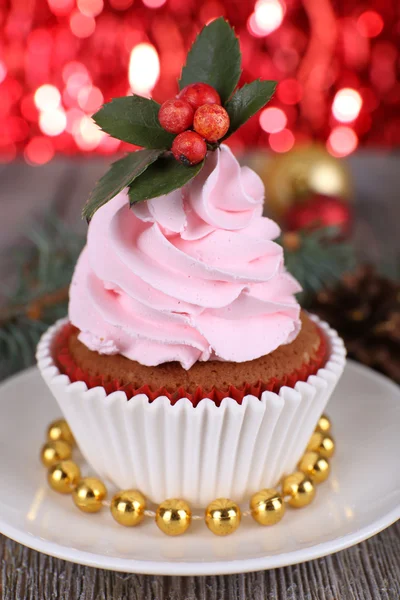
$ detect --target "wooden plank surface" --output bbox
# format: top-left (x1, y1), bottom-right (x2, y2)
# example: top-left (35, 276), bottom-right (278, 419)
top-left (0, 152), bottom-right (399, 599)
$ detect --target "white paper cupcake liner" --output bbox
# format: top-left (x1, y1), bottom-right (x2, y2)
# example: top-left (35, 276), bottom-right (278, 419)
top-left (36, 315), bottom-right (346, 507)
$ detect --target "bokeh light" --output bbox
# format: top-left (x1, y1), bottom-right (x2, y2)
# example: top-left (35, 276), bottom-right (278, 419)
top-left (0, 1), bottom-right (397, 160)
top-left (128, 43), bottom-right (160, 96)
top-left (74, 115), bottom-right (104, 150)
top-left (260, 107), bottom-right (287, 133)
top-left (70, 11), bottom-right (96, 38)
top-left (327, 126), bottom-right (358, 157)
top-left (357, 11), bottom-right (384, 38)
top-left (142, 0), bottom-right (167, 7)
top-left (66, 108), bottom-right (86, 133)
top-left (77, 0), bottom-right (104, 17)
top-left (34, 85), bottom-right (61, 111)
top-left (24, 137), bottom-right (55, 165)
top-left (0, 61), bottom-right (7, 84)
top-left (39, 108), bottom-right (67, 136)
top-left (47, 0), bottom-right (74, 16)
top-left (332, 88), bottom-right (362, 123)
top-left (65, 65), bottom-right (92, 99)
top-left (77, 86), bottom-right (104, 112)
top-left (248, 0), bottom-right (285, 37)
top-left (269, 129), bottom-right (294, 153)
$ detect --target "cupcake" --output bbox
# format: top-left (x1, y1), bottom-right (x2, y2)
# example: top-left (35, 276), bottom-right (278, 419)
top-left (37, 19), bottom-right (346, 507)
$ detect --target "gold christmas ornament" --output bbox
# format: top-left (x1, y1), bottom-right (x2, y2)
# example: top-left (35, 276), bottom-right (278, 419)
top-left (155, 499), bottom-right (192, 536)
top-left (205, 498), bottom-right (241, 536)
top-left (307, 432), bottom-right (335, 458)
top-left (254, 145), bottom-right (352, 221)
top-left (47, 460), bottom-right (81, 494)
top-left (316, 414), bottom-right (331, 434)
top-left (40, 440), bottom-right (72, 468)
top-left (110, 490), bottom-right (146, 527)
top-left (47, 419), bottom-right (75, 446)
top-left (282, 472), bottom-right (316, 508)
top-left (298, 451), bottom-right (330, 484)
top-left (72, 477), bottom-right (107, 513)
top-left (250, 488), bottom-right (285, 526)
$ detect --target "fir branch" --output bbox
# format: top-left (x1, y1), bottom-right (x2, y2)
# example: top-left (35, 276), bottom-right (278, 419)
top-left (0, 218), bottom-right (84, 381)
top-left (280, 227), bottom-right (356, 306)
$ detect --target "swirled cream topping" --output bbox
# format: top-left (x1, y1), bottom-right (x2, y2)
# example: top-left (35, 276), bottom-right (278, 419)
top-left (69, 145), bottom-right (301, 369)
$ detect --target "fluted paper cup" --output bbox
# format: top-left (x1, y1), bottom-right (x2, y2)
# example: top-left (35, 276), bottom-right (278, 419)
top-left (36, 315), bottom-right (346, 507)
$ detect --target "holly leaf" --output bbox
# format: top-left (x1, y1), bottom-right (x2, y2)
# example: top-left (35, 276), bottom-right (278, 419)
top-left (93, 96), bottom-right (175, 149)
top-left (129, 155), bottom-right (204, 204)
top-left (83, 149), bottom-right (162, 220)
top-left (225, 80), bottom-right (277, 136)
top-left (179, 17), bottom-right (241, 104)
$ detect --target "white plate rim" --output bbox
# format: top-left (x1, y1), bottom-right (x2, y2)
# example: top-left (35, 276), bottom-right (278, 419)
top-left (0, 361), bottom-right (399, 576)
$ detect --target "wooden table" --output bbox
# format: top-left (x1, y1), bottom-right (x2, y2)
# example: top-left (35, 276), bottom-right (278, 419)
top-left (1, 153), bottom-right (399, 599)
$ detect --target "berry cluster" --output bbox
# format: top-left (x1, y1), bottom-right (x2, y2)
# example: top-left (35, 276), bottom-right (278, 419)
top-left (158, 83), bottom-right (230, 166)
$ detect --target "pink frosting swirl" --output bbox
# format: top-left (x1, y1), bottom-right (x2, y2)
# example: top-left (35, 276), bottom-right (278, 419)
top-left (69, 145), bottom-right (301, 369)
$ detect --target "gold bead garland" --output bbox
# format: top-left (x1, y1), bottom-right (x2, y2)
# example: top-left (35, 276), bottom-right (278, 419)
top-left (41, 440), bottom-right (72, 468)
top-left (307, 431), bottom-right (335, 458)
top-left (156, 499), bottom-right (192, 536)
top-left (47, 419), bottom-right (75, 445)
top-left (250, 488), bottom-right (285, 525)
top-left (41, 415), bottom-right (334, 536)
top-left (298, 451), bottom-right (330, 484)
top-left (205, 498), bottom-right (241, 536)
top-left (47, 460), bottom-right (81, 494)
top-left (110, 490), bottom-right (146, 527)
top-left (72, 477), bottom-right (107, 513)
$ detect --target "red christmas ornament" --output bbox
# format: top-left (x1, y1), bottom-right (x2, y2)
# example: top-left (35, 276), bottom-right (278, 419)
top-left (171, 130), bottom-right (207, 166)
top-left (178, 83), bottom-right (221, 111)
top-left (285, 194), bottom-right (352, 236)
top-left (193, 104), bottom-right (230, 142)
top-left (158, 98), bottom-right (194, 134)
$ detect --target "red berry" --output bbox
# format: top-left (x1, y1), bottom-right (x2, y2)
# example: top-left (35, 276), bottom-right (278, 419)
top-left (172, 131), bottom-right (207, 166)
top-left (178, 83), bottom-right (221, 111)
top-left (158, 98), bottom-right (194, 134)
top-left (193, 104), bottom-right (230, 142)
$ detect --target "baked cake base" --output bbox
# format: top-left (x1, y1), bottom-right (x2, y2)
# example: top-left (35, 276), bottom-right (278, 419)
top-left (54, 312), bottom-right (327, 405)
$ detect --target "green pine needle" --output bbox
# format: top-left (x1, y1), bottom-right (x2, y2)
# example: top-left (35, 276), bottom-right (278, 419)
top-left (0, 218), bottom-right (84, 381)
top-left (281, 227), bottom-right (356, 305)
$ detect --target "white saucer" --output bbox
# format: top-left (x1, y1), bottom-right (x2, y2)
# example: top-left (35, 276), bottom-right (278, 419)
top-left (0, 362), bottom-right (399, 576)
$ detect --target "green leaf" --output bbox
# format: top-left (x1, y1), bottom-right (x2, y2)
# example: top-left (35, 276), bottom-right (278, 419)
top-left (83, 149), bottom-right (162, 220)
top-left (93, 96), bottom-right (175, 149)
top-left (225, 80), bottom-right (277, 136)
top-left (129, 154), bottom-right (204, 204)
top-left (179, 17), bottom-right (241, 104)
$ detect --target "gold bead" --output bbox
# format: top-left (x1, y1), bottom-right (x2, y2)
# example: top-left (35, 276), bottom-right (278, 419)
top-left (307, 431), bottom-right (335, 458)
top-left (72, 477), bottom-right (107, 513)
top-left (110, 490), bottom-right (146, 526)
top-left (155, 499), bottom-right (191, 536)
top-left (316, 414), bottom-right (331, 434)
top-left (282, 472), bottom-right (316, 508)
top-left (205, 498), bottom-right (241, 536)
top-left (250, 488), bottom-right (285, 526)
top-left (40, 440), bottom-right (72, 468)
top-left (47, 419), bottom-right (75, 446)
top-left (47, 460), bottom-right (81, 494)
top-left (298, 451), bottom-right (330, 484)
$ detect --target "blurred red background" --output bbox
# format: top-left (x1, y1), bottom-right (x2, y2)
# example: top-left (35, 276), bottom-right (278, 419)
top-left (1, 0), bottom-right (399, 165)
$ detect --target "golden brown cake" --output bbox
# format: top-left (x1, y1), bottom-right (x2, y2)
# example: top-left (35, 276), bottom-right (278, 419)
top-left (54, 311), bottom-right (326, 405)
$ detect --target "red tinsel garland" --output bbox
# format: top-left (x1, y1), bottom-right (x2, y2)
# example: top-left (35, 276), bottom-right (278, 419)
top-left (0, 0), bottom-right (399, 164)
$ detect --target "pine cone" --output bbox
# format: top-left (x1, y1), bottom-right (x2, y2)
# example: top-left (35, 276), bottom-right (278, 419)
top-left (310, 265), bottom-right (400, 383)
